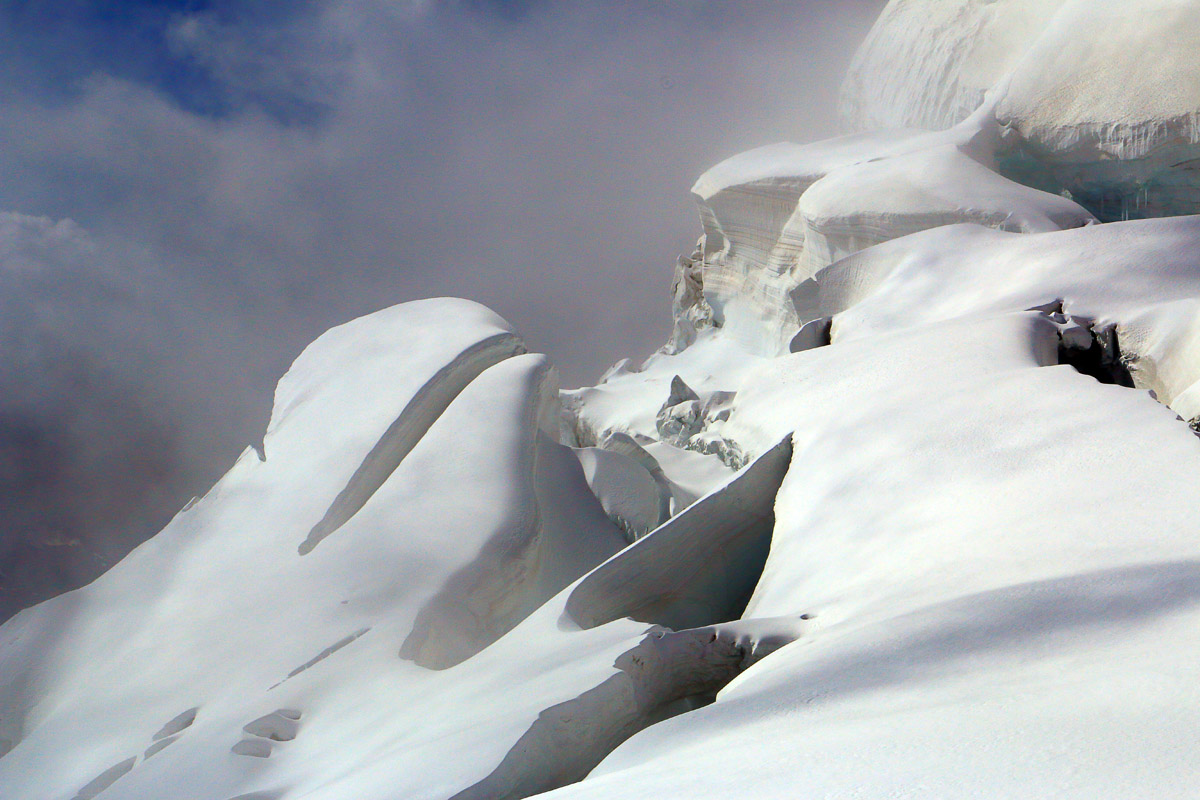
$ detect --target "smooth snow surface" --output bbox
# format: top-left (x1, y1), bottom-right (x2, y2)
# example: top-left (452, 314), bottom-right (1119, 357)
top-left (6, 4), bottom-right (1200, 800)
top-left (795, 144), bottom-right (1095, 274)
top-left (810, 217), bottom-right (1200, 421)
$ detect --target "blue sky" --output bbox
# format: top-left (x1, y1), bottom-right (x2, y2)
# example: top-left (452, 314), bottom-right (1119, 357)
top-left (0, 0), bottom-right (331, 120)
top-left (0, 0), bottom-right (552, 118)
top-left (2, 1), bottom-right (218, 100)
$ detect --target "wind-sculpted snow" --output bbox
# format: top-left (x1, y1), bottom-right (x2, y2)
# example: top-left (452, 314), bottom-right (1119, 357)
top-left (725, 313), bottom-right (1200, 627)
top-left (685, 107), bottom-right (1094, 354)
top-left (398, 354), bottom-right (628, 668)
top-left (995, 1), bottom-right (1200, 220)
top-left (450, 617), bottom-right (804, 800)
top-left (0, 301), bottom-right (628, 799)
top-left (843, 0), bottom-right (1200, 221)
top-left (566, 437), bottom-right (790, 632)
top-left (688, 129), bottom-right (933, 352)
top-left (8, 4), bottom-right (1200, 799)
top-left (543, 311), bottom-right (1200, 800)
top-left (549, 564), bottom-right (1200, 800)
top-left (299, 330), bottom-right (525, 555)
top-left (839, 0), bottom-right (1066, 133)
top-left (795, 144), bottom-right (1095, 275)
top-left (804, 217), bottom-right (1200, 423)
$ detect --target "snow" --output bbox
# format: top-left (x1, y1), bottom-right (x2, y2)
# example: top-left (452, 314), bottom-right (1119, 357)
top-left (688, 128), bottom-right (948, 352)
top-left (542, 311), bottom-right (1200, 800)
top-left (686, 104), bottom-right (1093, 353)
top-left (556, 573), bottom-right (1200, 799)
top-left (564, 327), bottom-right (768, 445)
top-left (795, 144), bottom-right (1095, 275)
top-left (0, 299), bottom-right (631, 799)
top-left (6, 3), bottom-right (1200, 800)
top-left (842, 0), bottom-right (1200, 220)
top-left (808, 217), bottom-right (1200, 421)
top-left (840, 0), bottom-right (1067, 132)
top-left (565, 437), bottom-right (791, 632)
top-left (573, 447), bottom-right (666, 540)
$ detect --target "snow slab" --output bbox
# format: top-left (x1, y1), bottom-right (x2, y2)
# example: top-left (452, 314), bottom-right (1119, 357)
top-left (545, 311), bottom-right (1200, 800)
top-left (683, 108), bottom-right (1092, 354)
top-left (805, 216), bottom-right (1200, 420)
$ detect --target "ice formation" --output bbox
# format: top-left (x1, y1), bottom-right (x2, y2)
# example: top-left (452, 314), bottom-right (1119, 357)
top-left (4, 1), bottom-right (1200, 798)
top-left (842, 0), bottom-right (1200, 221)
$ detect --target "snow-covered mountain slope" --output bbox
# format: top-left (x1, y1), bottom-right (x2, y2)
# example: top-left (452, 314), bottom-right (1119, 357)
top-left (5, 3), bottom-right (1200, 799)
top-left (0, 299), bottom-right (634, 799)
top-left (842, 0), bottom-right (1200, 221)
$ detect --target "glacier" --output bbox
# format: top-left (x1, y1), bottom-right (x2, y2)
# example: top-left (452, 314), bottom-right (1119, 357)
top-left (842, 0), bottom-right (1200, 221)
top-left (4, 1), bottom-right (1200, 799)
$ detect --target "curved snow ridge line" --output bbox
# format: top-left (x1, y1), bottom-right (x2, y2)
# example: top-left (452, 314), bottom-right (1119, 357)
top-left (450, 619), bottom-right (801, 800)
top-left (565, 436), bottom-right (792, 632)
top-left (797, 204), bottom-right (1093, 279)
top-left (298, 332), bottom-right (526, 555)
top-left (399, 359), bottom-right (557, 670)
top-left (800, 219), bottom-right (1200, 418)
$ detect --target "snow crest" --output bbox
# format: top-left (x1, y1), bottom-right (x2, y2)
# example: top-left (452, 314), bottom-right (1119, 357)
top-left (5, 5), bottom-right (1200, 800)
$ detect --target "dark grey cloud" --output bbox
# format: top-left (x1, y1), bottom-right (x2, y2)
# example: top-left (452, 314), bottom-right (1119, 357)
top-left (0, 0), bottom-right (884, 617)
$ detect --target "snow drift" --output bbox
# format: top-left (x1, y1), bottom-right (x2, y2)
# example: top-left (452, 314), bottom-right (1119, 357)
top-left (4, 2), bottom-right (1200, 799)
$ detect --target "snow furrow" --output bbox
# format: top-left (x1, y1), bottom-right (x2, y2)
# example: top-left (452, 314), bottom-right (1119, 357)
top-left (299, 332), bottom-right (525, 555)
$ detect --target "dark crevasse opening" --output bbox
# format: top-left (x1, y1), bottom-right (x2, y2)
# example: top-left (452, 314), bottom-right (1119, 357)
top-left (1057, 320), bottom-right (1134, 388)
top-left (1048, 306), bottom-right (1200, 438)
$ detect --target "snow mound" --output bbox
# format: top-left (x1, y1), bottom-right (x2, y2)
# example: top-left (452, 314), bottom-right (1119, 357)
top-left (0, 300), bottom-right (628, 799)
top-left (808, 216), bottom-right (1200, 422)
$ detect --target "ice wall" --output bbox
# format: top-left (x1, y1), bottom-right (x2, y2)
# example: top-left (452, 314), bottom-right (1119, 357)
top-left (842, 0), bottom-right (1200, 222)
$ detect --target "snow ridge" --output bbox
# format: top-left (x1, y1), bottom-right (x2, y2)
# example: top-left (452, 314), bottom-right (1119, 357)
top-left (5, 4), bottom-right (1200, 800)
top-left (299, 331), bottom-right (525, 554)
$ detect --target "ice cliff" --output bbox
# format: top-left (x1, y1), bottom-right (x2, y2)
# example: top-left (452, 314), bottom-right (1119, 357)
top-left (842, 0), bottom-right (1200, 221)
top-left (5, 1), bottom-right (1200, 799)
